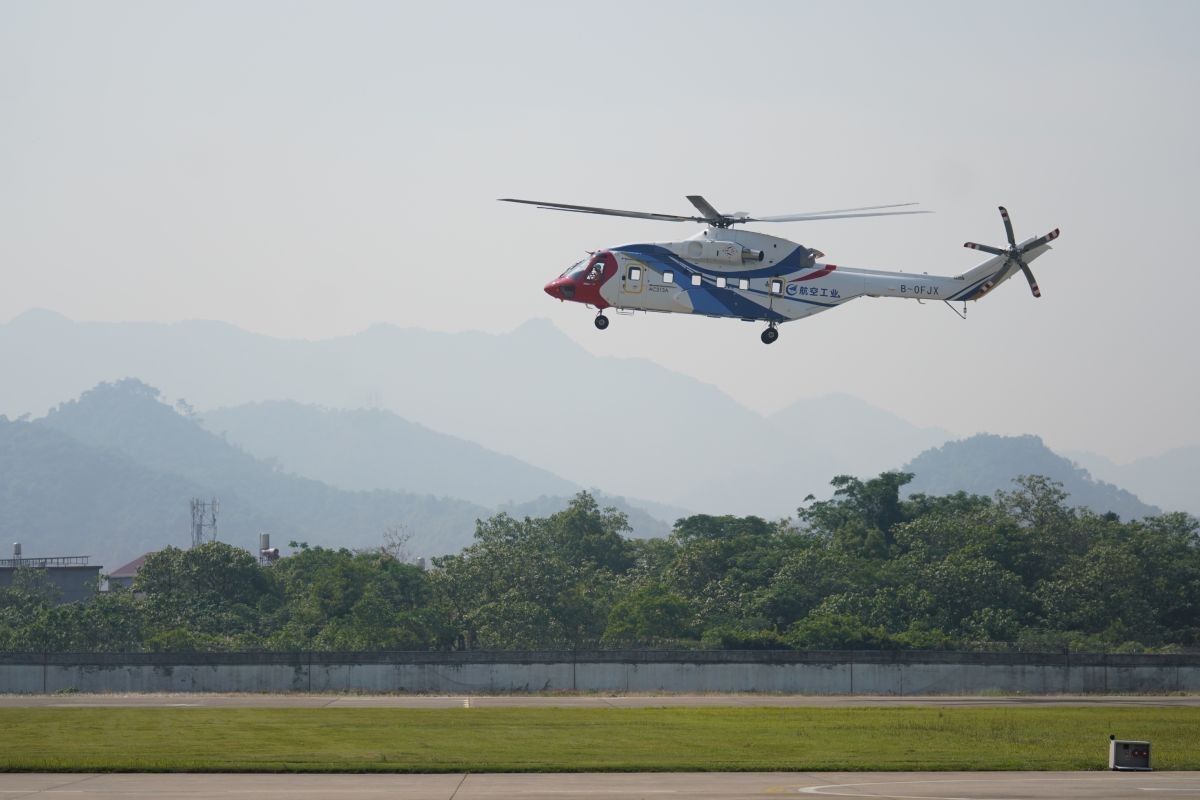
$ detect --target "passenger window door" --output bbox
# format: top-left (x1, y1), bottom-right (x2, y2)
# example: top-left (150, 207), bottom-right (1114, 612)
top-left (623, 264), bottom-right (644, 294)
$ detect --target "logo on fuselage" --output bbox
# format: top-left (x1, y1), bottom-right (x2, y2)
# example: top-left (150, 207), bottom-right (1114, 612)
top-left (786, 283), bottom-right (839, 299)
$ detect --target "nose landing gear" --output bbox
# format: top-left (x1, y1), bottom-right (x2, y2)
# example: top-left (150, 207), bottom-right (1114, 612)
top-left (594, 313), bottom-right (610, 330)
top-left (760, 325), bottom-right (779, 345)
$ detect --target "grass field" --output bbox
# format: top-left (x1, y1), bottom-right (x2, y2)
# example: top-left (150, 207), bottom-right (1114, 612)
top-left (1, 706), bottom-right (1197, 772)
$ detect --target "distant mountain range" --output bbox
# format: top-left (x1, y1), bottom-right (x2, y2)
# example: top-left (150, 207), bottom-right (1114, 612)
top-left (1, 380), bottom-right (685, 568)
top-left (0, 311), bottom-right (1189, 571)
top-left (200, 401), bottom-right (579, 508)
top-left (0, 310), bottom-right (954, 516)
top-left (904, 434), bottom-right (1161, 520)
top-left (1067, 447), bottom-right (1200, 518)
top-left (199, 400), bottom-right (688, 538)
top-left (20, 380), bottom-right (490, 566)
top-left (0, 377), bottom-right (1181, 572)
top-left (0, 417), bottom-right (203, 564)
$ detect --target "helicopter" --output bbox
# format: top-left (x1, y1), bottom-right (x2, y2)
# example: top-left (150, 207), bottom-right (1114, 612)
top-left (501, 196), bottom-right (1059, 344)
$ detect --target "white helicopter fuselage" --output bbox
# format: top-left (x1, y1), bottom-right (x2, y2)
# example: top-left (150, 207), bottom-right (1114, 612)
top-left (545, 226), bottom-right (1052, 325)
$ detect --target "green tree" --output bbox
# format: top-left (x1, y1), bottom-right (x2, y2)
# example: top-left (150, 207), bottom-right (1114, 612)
top-left (799, 472), bottom-right (915, 549)
top-left (430, 493), bottom-right (631, 649)
top-left (0, 569), bottom-right (60, 650)
top-left (662, 514), bottom-right (794, 632)
top-left (135, 542), bottom-right (278, 648)
top-left (601, 582), bottom-right (692, 645)
top-left (786, 611), bottom-right (895, 650)
top-left (268, 546), bottom-right (433, 650)
top-left (755, 546), bottom-right (868, 628)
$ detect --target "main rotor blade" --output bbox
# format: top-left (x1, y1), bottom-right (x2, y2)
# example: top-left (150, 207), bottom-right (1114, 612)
top-left (1017, 259), bottom-right (1042, 298)
top-left (752, 209), bottom-right (932, 223)
top-left (764, 202), bottom-right (921, 218)
top-left (1019, 228), bottom-right (1061, 253)
top-left (999, 206), bottom-right (1017, 248)
top-left (686, 195), bottom-right (724, 221)
top-left (964, 242), bottom-right (1008, 256)
top-left (498, 198), bottom-right (703, 223)
top-left (502, 198), bottom-right (932, 225)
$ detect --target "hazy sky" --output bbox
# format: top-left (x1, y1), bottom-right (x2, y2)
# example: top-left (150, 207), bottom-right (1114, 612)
top-left (2, 1), bottom-right (1197, 462)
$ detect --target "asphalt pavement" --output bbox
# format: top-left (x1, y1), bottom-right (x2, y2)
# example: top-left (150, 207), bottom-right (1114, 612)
top-left (2, 771), bottom-right (1198, 799)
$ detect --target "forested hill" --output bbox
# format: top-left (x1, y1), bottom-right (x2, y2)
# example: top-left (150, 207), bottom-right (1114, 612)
top-left (0, 417), bottom-right (206, 560)
top-left (200, 401), bottom-right (579, 507)
top-left (5, 312), bottom-right (1195, 520)
top-left (1070, 446), bottom-right (1200, 519)
top-left (4, 380), bottom-right (677, 567)
top-left (904, 434), bottom-right (1160, 520)
top-left (199, 400), bottom-right (686, 538)
top-left (0, 312), bottom-right (947, 516)
top-left (22, 380), bottom-right (492, 565)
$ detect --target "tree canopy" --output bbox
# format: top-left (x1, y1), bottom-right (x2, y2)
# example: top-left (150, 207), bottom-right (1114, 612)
top-left (2, 479), bottom-right (1197, 653)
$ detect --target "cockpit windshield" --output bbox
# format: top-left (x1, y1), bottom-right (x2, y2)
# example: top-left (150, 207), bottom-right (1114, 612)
top-left (560, 260), bottom-right (589, 279)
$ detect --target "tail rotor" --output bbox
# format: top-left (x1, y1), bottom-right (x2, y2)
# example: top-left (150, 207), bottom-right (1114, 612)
top-left (964, 207), bottom-right (1059, 298)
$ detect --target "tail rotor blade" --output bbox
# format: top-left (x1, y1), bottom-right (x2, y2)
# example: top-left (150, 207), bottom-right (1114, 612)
top-left (967, 208), bottom-right (1056, 300)
top-left (1019, 228), bottom-right (1061, 254)
top-left (999, 206), bottom-right (1017, 248)
top-left (1018, 260), bottom-right (1042, 298)
top-left (964, 242), bottom-right (1007, 256)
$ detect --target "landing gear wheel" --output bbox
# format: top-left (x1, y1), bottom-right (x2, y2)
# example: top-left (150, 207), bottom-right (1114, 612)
top-left (761, 326), bottom-right (779, 345)
top-left (594, 314), bottom-right (610, 331)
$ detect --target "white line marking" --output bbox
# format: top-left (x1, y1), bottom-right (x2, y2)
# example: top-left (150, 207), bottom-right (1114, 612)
top-left (799, 776), bottom-right (1144, 799)
top-left (801, 787), bottom-right (978, 800)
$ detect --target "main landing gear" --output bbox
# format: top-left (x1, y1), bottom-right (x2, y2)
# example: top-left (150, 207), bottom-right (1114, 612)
top-left (594, 313), bottom-right (609, 330)
top-left (760, 324), bottom-right (779, 345)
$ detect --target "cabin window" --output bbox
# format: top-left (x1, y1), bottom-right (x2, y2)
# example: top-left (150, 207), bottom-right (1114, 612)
top-left (628, 266), bottom-right (641, 281)
top-left (663, 271), bottom-right (674, 284)
top-left (739, 278), bottom-right (749, 290)
top-left (770, 279), bottom-right (783, 295)
top-left (691, 274), bottom-right (702, 286)
top-left (716, 277), bottom-right (727, 288)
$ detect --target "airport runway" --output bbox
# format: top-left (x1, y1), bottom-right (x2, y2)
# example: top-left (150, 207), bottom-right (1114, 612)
top-left (2, 692), bottom-right (1199, 708)
top-left (1, 771), bottom-right (1197, 799)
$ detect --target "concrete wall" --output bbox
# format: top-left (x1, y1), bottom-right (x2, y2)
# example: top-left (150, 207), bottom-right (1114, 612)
top-left (2, 651), bottom-right (1198, 694)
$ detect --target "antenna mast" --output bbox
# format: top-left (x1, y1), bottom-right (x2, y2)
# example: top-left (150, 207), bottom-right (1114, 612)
top-left (190, 497), bottom-right (219, 548)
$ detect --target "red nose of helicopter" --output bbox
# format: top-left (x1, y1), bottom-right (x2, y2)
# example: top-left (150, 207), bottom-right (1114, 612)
top-left (544, 276), bottom-right (576, 300)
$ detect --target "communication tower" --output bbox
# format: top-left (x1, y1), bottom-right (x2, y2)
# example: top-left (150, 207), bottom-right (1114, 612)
top-left (190, 497), bottom-right (219, 548)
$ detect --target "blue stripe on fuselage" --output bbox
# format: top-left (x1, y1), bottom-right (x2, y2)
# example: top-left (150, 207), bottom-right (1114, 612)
top-left (612, 244), bottom-right (787, 321)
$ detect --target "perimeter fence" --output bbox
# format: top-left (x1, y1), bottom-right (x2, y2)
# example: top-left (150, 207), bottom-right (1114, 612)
top-left (2, 649), bottom-right (1199, 694)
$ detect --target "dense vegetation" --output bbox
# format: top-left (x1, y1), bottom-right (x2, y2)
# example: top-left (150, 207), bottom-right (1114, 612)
top-left (2, 474), bottom-right (1197, 653)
